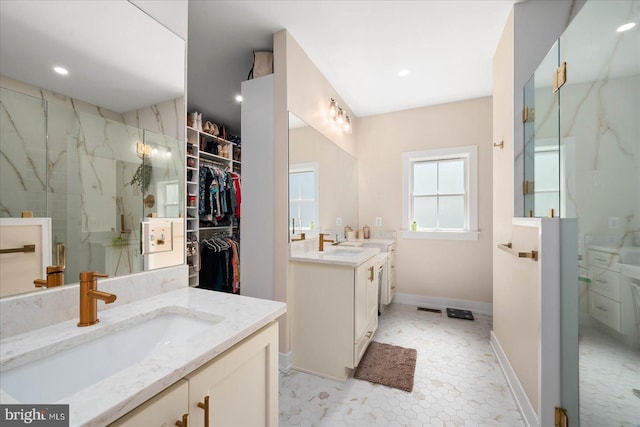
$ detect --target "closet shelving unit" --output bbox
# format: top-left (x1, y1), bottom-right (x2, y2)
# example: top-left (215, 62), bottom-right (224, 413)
top-left (186, 125), bottom-right (241, 288)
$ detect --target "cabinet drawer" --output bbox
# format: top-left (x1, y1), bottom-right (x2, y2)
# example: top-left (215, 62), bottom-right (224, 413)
top-left (589, 265), bottom-right (620, 301)
top-left (354, 315), bottom-right (378, 366)
top-left (588, 250), bottom-right (620, 269)
top-left (387, 243), bottom-right (396, 254)
top-left (590, 291), bottom-right (621, 332)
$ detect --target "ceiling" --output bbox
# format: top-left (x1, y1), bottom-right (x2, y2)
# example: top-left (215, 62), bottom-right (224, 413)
top-left (0, 1), bottom-right (184, 113)
top-left (187, 0), bottom-right (520, 136)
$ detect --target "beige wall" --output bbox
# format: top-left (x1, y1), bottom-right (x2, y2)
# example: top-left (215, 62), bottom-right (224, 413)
top-left (357, 97), bottom-right (493, 303)
top-left (274, 30), bottom-right (361, 356)
top-left (492, 2), bottom-right (585, 419)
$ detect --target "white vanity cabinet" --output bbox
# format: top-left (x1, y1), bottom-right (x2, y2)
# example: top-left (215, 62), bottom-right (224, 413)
top-left (291, 256), bottom-right (378, 382)
top-left (110, 322), bottom-right (278, 427)
top-left (588, 248), bottom-right (623, 332)
top-left (361, 240), bottom-right (396, 308)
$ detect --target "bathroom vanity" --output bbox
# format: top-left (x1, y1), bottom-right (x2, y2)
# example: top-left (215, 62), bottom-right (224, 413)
top-left (588, 246), bottom-right (640, 342)
top-left (0, 283), bottom-right (286, 426)
top-left (290, 244), bottom-right (380, 381)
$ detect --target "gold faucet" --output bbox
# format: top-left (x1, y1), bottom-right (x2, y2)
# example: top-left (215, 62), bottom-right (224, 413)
top-left (78, 271), bottom-right (116, 327)
top-left (291, 232), bottom-right (306, 241)
top-left (33, 265), bottom-right (64, 288)
top-left (319, 233), bottom-right (334, 252)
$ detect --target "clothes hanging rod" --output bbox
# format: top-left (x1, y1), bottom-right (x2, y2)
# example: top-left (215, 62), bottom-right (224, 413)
top-left (0, 244), bottom-right (36, 254)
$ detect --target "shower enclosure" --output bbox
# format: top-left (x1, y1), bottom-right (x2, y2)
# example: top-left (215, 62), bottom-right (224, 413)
top-left (523, 1), bottom-right (639, 425)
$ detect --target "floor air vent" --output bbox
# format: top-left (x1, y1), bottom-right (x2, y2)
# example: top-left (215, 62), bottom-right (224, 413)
top-left (446, 308), bottom-right (474, 321)
top-left (417, 307), bottom-right (442, 314)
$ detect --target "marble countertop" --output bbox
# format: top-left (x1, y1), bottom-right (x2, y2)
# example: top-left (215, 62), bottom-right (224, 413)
top-left (290, 245), bottom-right (380, 266)
top-left (0, 288), bottom-right (286, 427)
top-left (588, 245), bottom-right (640, 254)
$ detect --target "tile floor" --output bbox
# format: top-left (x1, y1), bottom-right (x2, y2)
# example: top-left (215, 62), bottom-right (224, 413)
top-left (579, 324), bottom-right (640, 427)
top-left (279, 303), bottom-right (525, 426)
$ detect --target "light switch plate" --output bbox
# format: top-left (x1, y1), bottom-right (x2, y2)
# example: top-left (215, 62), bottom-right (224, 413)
top-left (336, 217), bottom-right (343, 226)
top-left (608, 217), bottom-right (619, 229)
top-left (141, 221), bottom-right (173, 254)
top-left (375, 217), bottom-right (382, 227)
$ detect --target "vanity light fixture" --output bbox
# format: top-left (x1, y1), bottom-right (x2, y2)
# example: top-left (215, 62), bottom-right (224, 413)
top-left (398, 69), bottom-right (410, 77)
top-left (235, 94), bottom-right (243, 102)
top-left (136, 142), bottom-right (152, 158)
top-left (344, 115), bottom-right (352, 134)
top-left (328, 98), bottom-right (338, 119)
top-left (617, 22), bottom-right (637, 32)
top-left (328, 98), bottom-right (352, 134)
top-left (53, 66), bottom-right (68, 75)
top-left (336, 108), bottom-right (345, 126)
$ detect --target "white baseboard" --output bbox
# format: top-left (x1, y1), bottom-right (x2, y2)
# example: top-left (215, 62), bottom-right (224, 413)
top-left (279, 352), bottom-right (291, 373)
top-left (490, 331), bottom-right (538, 427)
top-left (393, 292), bottom-right (493, 316)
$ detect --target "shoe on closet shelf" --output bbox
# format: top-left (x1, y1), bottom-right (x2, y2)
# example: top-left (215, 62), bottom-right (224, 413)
top-left (197, 113), bottom-right (203, 132)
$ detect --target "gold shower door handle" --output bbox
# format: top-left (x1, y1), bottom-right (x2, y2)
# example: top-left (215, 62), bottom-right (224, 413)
top-left (197, 395), bottom-right (210, 427)
top-left (368, 266), bottom-right (374, 282)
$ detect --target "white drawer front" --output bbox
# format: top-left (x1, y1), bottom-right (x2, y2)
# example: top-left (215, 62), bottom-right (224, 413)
top-left (387, 243), bottom-right (396, 253)
top-left (588, 250), bottom-right (620, 269)
top-left (590, 291), bottom-right (621, 332)
top-left (589, 265), bottom-right (620, 302)
top-left (354, 315), bottom-right (378, 366)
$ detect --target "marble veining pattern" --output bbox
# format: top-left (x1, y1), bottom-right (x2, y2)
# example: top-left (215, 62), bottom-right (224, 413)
top-left (279, 303), bottom-right (524, 426)
top-left (0, 286), bottom-right (286, 427)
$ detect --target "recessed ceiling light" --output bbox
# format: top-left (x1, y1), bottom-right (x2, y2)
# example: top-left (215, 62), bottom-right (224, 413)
top-left (616, 22), bottom-right (637, 32)
top-left (53, 66), bottom-right (68, 75)
top-left (235, 94), bottom-right (243, 102)
top-left (398, 69), bottom-right (410, 77)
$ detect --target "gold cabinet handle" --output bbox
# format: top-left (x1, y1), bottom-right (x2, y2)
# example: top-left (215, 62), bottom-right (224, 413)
top-left (175, 413), bottom-right (189, 427)
top-left (595, 279), bottom-right (607, 284)
top-left (595, 305), bottom-right (607, 312)
top-left (198, 395), bottom-right (210, 427)
top-left (368, 266), bottom-right (374, 282)
top-left (365, 330), bottom-right (373, 339)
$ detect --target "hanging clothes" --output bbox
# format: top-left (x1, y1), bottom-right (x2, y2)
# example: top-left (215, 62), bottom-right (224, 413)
top-left (198, 235), bottom-right (240, 294)
top-left (199, 164), bottom-right (240, 226)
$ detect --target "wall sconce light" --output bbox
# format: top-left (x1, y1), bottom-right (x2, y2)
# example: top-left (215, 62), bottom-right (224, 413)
top-left (328, 98), bottom-right (352, 134)
top-left (137, 142), bottom-right (152, 158)
top-left (328, 98), bottom-right (338, 120)
top-left (137, 142), bottom-right (171, 159)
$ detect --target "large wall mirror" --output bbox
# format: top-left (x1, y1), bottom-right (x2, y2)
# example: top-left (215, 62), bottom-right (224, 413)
top-left (288, 112), bottom-right (358, 240)
top-left (0, 1), bottom-right (186, 297)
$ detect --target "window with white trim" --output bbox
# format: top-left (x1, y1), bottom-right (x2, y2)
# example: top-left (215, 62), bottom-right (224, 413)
top-left (289, 162), bottom-right (319, 232)
top-left (402, 146), bottom-right (478, 240)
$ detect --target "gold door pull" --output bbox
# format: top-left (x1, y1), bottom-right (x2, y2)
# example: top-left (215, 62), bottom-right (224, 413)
top-left (0, 244), bottom-right (35, 254)
top-left (368, 266), bottom-right (375, 282)
top-left (197, 395), bottom-right (210, 427)
top-left (175, 413), bottom-right (189, 427)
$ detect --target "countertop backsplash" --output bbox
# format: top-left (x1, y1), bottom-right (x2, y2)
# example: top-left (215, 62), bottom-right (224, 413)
top-left (0, 265), bottom-right (187, 339)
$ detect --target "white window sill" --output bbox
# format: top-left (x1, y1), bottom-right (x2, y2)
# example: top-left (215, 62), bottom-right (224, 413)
top-left (401, 230), bottom-right (479, 241)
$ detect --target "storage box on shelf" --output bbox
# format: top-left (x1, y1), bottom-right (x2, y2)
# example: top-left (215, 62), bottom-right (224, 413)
top-left (185, 125), bottom-right (241, 288)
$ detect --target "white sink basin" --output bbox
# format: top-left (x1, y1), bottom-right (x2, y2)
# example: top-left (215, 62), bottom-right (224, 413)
top-left (620, 250), bottom-right (640, 266)
top-left (325, 248), bottom-right (365, 257)
top-left (1, 310), bottom-right (223, 403)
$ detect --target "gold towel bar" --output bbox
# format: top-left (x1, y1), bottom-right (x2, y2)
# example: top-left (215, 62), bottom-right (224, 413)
top-left (498, 243), bottom-right (538, 261)
top-left (0, 244), bottom-right (36, 255)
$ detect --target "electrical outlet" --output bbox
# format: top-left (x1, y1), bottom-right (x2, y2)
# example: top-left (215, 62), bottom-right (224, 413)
top-left (608, 217), bottom-right (619, 229)
top-left (375, 217), bottom-right (382, 227)
top-left (336, 217), bottom-right (343, 226)
top-left (142, 221), bottom-right (173, 254)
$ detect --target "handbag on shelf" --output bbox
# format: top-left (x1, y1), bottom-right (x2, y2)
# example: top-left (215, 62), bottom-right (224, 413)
top-left (247, 51), bottom-right (273, 80)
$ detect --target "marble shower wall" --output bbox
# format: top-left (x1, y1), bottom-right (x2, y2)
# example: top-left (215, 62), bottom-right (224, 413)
top-left (0, 75), bottom-right (185, 284)
top-left (533, 74), bottom-right (639, 256)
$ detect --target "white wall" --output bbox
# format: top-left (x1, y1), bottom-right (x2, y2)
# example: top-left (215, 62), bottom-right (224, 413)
top-left (358, 97), bottom-right (494, 305)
